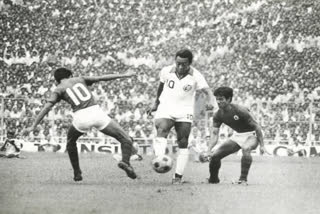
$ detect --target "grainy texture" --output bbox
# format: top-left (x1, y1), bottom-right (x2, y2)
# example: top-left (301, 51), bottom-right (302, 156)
top-left (0, 153), bottom-right (319, 214)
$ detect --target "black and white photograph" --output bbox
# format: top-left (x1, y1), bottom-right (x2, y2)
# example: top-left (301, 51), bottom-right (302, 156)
top-left (0, 0), bottom-right (320, 213)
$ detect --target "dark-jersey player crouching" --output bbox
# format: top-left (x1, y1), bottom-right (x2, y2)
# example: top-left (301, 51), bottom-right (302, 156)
top-left (205, 87), bottom-right (269, 185)
top-left (23, 68), bottom-right (138, 181)
top-left (0, 130), bottom-right (22, 158)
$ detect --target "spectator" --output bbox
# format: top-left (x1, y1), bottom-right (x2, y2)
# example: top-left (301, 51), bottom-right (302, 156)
top-left (1, 0), bottom-right (319, 147)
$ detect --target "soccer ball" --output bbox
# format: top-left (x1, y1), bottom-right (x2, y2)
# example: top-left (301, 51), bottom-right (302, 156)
top-left (152, 155), bottom-right (173, 173)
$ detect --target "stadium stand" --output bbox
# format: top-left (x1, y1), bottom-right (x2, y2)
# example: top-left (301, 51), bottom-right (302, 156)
top-left (1, 0), bottom-right (320, 147)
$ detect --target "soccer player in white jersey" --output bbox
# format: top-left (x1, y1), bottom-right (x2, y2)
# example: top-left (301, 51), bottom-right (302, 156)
top-left (147, 49), bottom-right (215, 184)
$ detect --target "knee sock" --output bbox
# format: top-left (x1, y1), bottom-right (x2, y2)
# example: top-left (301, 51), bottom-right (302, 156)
top-left (67, 143), bottom-right (81, 173)
top-left (153, 137), bottom-right (168, 156)
top-left (209, 157), bottom-right (221, 182)
top-left (121, 140), bottom-right (133, 164)
top-left (240, 155), bottom-right (252, 181)
top-left (175, 148), bottom-right (189, 177)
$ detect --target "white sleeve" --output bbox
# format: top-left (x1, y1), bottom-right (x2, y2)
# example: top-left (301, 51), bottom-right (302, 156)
top-left (195, 71), bottom-right (209, 90)
top-left (159, 67), bottom-right (167, 83)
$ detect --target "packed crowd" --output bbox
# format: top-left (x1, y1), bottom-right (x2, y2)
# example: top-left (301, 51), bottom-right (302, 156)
top-left (1, 0), bottom-right (320, 145)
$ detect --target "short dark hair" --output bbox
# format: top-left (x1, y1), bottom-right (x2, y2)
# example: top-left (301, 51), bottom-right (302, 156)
top-left (54, 68), bottom-right (72, 83)
top-left (214, 87), bottom-right (233, 101)
top-left (175, 49), bottom-right (193, 64)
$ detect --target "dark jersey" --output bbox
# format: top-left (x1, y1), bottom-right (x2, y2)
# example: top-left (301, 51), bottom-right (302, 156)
top-left (213, 104), bottom-right (257, 133)
top-left (47, 77), bottom-right (97, 112)
top-left (0, 139), bottom-right (21, 154)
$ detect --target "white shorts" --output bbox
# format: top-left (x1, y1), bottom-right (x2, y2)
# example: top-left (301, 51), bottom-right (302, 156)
top-left (72, 105), bottom-right (111, 133)
top-left (229, 131), bottom-right (256, 148)
top-left (154, 105), bottom-right (193, 123)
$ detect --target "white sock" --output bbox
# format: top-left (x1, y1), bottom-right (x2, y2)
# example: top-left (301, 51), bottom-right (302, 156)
top-left (153, 137), bottom-right (167, 156)
top-left (175, 148), bottom-right (189, 176)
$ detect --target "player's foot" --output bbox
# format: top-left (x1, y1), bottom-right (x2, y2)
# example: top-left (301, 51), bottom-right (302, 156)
top-left (232, 179), bottom-right (248, 185)
top-left (172, 177), bottom-right (183, 184)
top-left (73, 170), bottom-right (83, 182)
top-left (172, 173), bottom-right (186, 184)
top-left (208, 177), bottom-right (220, 184)
top-left (118, 161), bottom-right (137, 179)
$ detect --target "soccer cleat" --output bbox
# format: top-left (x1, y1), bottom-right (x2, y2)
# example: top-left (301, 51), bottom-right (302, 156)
top-left (208, 177), bottom-right (220, 184)
top-left (172, 177), bottom-right (183, 185)
top-left (136, 154), bottom-right (143, 161)
top-left (172, 173), bottom-right (184, 185)
top-left (118, 161), bottom-right (137, 179)
top-left (73, 170), bottom-right (83, 182)
top-left (232, 179), bottom-right (248, 185)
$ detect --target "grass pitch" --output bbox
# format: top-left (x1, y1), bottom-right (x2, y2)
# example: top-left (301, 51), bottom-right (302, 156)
top-left (0, 152), bottom-right (319, 214)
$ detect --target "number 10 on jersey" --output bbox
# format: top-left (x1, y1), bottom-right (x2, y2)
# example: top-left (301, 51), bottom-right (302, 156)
top-left (66, 83), bottom-right (92, 106)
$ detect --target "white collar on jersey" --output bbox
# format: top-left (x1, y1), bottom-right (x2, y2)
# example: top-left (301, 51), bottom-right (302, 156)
top-left (170, 65), bottom-right (194, 76)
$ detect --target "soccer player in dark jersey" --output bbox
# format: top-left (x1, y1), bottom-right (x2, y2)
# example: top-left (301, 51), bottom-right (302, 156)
top-left (0, 130), bottom-right (21, 158)
top-left (22, 68), bottom-right (138, 181)
top-left (204, 87), bottom-right (269, 185)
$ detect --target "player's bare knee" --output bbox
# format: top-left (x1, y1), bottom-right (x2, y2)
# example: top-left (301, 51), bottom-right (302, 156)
top-left (242, 148), bottom-right (251, 156)
top-left (156, 127), bottom-right (170, 137)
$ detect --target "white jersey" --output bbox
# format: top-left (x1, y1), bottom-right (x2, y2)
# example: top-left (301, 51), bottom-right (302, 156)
top-left (159, 64), bottom-right (209, 112)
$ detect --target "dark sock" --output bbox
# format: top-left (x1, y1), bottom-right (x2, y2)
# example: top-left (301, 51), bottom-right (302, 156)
top-left (121, 142), bottom-right (132, 165)
top-left (240, 155), bottom-right (252, 181)
top-left (67, 143), bottom-right (81, 172)
top-left (209, 157), bottom-right (221, 182)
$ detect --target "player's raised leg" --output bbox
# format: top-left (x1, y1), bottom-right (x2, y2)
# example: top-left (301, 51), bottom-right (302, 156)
top-left (237, 135), bottom-right (258, 184)
top-left (209, 139), bottom-right (241, 183)
top-left (172, 122), bottom-right (191, 184)
top-left (100, 120), bottom-right (137, 179)
top-left (154, 118), bottom-right (175, 156)
top-left (66, 125), bottom-right (84, 182)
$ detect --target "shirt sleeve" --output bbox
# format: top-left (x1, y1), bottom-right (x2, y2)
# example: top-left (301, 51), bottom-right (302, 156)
top-left (239, 106), bottom-right (254, 123)
top-left (195, 71), bottom-right (209, 90)
top-left (47, 89), bottom-right (61, 105)
top-left (212, 112), bottom-right (223, 128)
top-left (159, 67), bottom-right (167, 83)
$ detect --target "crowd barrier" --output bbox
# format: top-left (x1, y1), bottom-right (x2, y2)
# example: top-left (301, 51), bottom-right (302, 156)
top-left (6, 138), bottom-right (320, 157)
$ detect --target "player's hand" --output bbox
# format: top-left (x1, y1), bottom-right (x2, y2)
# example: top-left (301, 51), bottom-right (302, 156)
top-left (22, 127), bottom-right (34, 136)
top-left (205, 103), bottom-right (214, 111)
top-left (146, 103), bottom-right (158, 116)
top-left (259, 145), bottom-right (271, 156)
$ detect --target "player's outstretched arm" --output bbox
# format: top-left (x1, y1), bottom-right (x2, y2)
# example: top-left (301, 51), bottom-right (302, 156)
top-left (22, 102), bottom-right (54, 136)
top-left (147, 82), bottom-right (164, 115)
top-left (84, 71), bottom-right (136, 84)
top-left (249, 120), bottom-right (270, 155)
top-left (200, 87), bottom-right (216, 110)
top-left (207, 127), bottom-right (220, 154)
top-left (255, 126), bottom-right (270, 155)
top-left (205, 112), bottom-right (222, 158)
